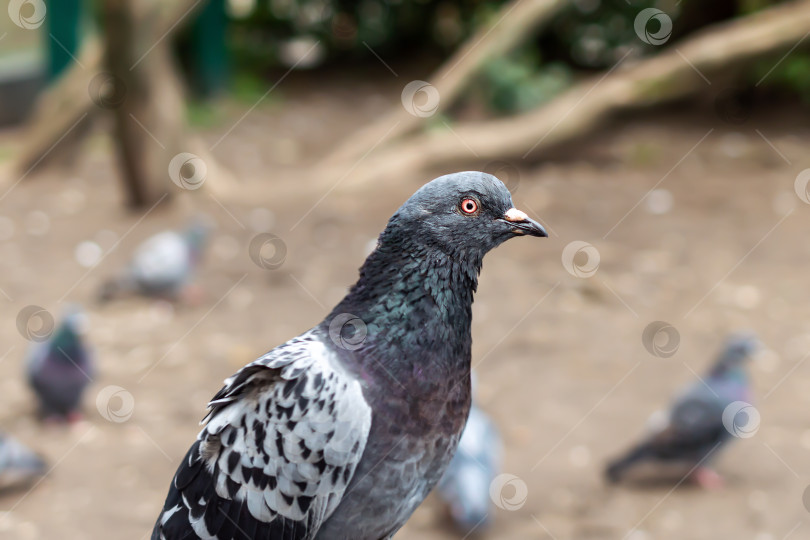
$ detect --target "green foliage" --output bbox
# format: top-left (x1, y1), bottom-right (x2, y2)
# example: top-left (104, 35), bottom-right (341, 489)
top-left (544, 0), bottom-right (666, 69)
top-left (752, 52), bottom-right (810, 102)
top-left (473, 0), bottom-right (663, 113)
top-left (480, 54), bottom-right (572, 113)
top-left (229, 71), bottom-right (283, 106)
top-left (226, 0), bottom-right (482, 73)
top-left (0, 144), bottom-right (14, 164)
top-left (222, 0), bottom-right (809, 112)
top-left (739, 0), bottom-right (779, 15)
top-left (186, 101), bottom-right (223, 128)
top-left (737, 1), bottom-right (810, 100)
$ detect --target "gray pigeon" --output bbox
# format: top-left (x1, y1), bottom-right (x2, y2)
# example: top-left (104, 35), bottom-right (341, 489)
top-left (436, 401), bottom-right (501, 534)
top-left (100, 218), bottom-right (210, 302)
top-left (0, 432), bottom-right (47, 492)
top-left (605, 332), bottom-right (759, 487)
top-left (26, 306), bottom-right (93, 423)
top-left (152, 172), bottom-right (547, 539)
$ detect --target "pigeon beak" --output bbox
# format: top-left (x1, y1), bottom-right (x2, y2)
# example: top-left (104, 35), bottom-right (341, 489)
top-left (499, 208), bottom-right (548, 237)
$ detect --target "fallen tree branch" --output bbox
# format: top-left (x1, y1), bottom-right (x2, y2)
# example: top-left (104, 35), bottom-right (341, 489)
top-left (322, 0), bottom-right (569, 165)
top-left (329, 0), bottom-right (810, 189)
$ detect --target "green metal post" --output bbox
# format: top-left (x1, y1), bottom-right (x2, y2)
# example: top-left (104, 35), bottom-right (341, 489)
top-left (189, 0), bottom-right (228, 97)
top-left (46, 0), bottom-right (82, 80)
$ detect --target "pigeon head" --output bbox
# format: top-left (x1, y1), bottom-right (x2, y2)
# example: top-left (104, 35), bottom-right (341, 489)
top-left (380, 171), bottom-right (547, 263)
top-left (56, 305), bottom-right (85, 335)
top-left (328, 172), bottom-right (546, 364)
top-left (49, 306), bottom-right (88, 364)
top-left (184, 216), bottom-right (213, 256)
top-left (713, 331), bottom-right (760, 374)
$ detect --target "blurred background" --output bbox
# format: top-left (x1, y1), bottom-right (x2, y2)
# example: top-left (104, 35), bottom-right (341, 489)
top-left (1, 0), bottom-right (810, 538)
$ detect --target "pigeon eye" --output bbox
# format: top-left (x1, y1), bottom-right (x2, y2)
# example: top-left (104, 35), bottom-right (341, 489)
top-left (459, 198), bottom-right (479, 215)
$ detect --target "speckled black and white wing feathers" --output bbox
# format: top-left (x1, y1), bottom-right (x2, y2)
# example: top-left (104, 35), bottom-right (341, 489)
top-left (152, 331), bottom-right (372, 540)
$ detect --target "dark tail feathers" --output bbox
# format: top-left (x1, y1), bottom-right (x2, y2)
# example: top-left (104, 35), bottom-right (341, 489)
top-left (604, 444), bottom-right (651, 483)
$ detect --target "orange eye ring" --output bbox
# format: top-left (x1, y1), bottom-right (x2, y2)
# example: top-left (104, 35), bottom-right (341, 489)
top-left (459, 198), bottom-right (479, 215)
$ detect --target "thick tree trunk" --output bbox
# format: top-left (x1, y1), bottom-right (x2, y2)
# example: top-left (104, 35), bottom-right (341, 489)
top-left (103, 0), bottom-right (152, 207)
top-left (8, 0), bottom-right (235, 207)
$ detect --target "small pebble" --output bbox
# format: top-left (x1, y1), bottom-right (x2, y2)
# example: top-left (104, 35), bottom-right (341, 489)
top-left (75, 241), bottom-right (103, 268)
top-left (25, 211), bottom-right (50, 236)
top-left (645, 189), bottom-right (673, 215)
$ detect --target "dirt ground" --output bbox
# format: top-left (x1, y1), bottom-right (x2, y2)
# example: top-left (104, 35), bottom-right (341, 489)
top-left (1, 72), bottom-right (810, 540)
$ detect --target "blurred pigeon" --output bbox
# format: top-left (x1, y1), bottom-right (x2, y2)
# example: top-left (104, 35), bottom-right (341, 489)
top-left (100, 218), bottom-right (210, 302)
top-left (152, 172), bottom-right (547, 540)
top-left (436, 401), bottom-right (501, 534)
top-left (605, 332), bottom-right (759, 488)
top-left (0, 432), bottom-right (46, 492)
top-left (27, 306), bottom-right (93, 422)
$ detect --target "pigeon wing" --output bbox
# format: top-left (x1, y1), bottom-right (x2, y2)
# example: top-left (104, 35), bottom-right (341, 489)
top-left (153, 331), bottom-right (372, 540)
top-left (645, 384), bottom-right (728, 460)
top-left (130, 232), bottom-right (191, 292)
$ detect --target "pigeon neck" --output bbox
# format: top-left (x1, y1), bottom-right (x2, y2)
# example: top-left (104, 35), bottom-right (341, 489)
top-left (50, 326), bottom-right (83, 365)
top-left (184, 229), bottom-right (206, 262)
top-left (327, 240), bottom-right (480, 370)
top-left (710, 362), bottom-right (747, 381)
